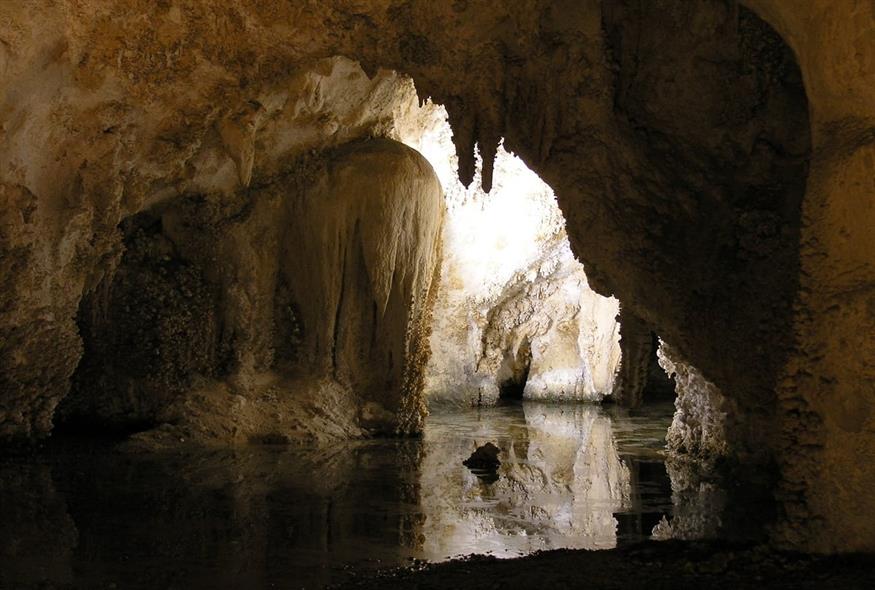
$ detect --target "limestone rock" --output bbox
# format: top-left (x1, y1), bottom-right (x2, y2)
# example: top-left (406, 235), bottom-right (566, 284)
top-left (0, 0), bottom-right (873, 551)
top-left (479, 242), bottom-right (621, 404)
top-left (658, 342), bottom-right (733, 462)
top-left (410, 112), bottom-right (621, 406)
top-left (61, 137), bottom-right (443, 444)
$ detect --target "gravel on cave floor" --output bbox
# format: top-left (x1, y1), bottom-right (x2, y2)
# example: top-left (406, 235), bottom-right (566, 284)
top-left (331, 540), bottom-right (875, 590)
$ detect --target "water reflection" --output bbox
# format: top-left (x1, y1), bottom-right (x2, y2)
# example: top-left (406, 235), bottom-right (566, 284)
top-left (420, 404), bottom-right (635, 557)
top-left (0, 402), bottom-right (676, 589)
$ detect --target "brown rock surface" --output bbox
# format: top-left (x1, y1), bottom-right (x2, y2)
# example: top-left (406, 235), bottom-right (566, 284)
top-left (60, 137), bottom-right (443, 444)
top-left (0, 0), bottom-right (873, 551)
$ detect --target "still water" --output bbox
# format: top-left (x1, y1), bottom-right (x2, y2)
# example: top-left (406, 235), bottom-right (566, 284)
top-left (1, 402), bottom-right (679, 589)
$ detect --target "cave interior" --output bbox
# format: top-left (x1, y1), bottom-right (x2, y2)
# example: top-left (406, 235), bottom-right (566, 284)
top-left (1, 1), bottom-right (875, 588)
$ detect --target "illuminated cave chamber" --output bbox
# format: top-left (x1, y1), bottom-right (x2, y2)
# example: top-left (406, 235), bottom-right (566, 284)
top-left (3, 0), bottom-right (875, 557)
top-left (399, 107), bottom-right (624, 407)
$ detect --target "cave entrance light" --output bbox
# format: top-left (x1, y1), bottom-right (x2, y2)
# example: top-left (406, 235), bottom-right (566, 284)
top-left (398, 103), bottom-right (622, 409)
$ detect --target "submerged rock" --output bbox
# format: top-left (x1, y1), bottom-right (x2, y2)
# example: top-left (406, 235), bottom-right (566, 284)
top-left (462, 442), bottom-right (501, 471)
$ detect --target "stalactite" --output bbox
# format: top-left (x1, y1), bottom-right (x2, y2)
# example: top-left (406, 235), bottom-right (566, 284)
top-left (477, 116), bottom-right (501, 193)
top-left (445, 97), bottom-right (477, 188)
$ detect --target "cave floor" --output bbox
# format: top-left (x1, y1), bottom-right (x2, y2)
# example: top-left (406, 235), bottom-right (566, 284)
top-left (331, 540), bottom-right (875, 589)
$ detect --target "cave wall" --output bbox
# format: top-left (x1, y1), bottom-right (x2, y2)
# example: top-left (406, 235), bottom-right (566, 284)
top-left (0, 0), bottom-right (873, 551)
top-left (58, 137), bottom-right (443, 443)
top-left (280, 138), bottom-right (444, 435)
top-left (59, 212), bottom-right (222, 429)
top-left (742, 0), bottom-right (875, 552)
top-left (475, 239), bottom-right (621, 404)
top-left (0, 47), bottom-right (423, 439)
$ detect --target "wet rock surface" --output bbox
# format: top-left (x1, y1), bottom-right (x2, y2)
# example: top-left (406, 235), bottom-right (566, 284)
top-left (462, 442), bottom-right (501, 471)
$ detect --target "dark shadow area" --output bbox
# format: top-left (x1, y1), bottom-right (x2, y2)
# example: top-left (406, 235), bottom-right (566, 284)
top-left (0, 403), bottom-right (691, 589)
top-left (57, 211), bottom-right (223, 435)
top-left (643, 333), bottom-right (675, 403)
top-left (601, 1), bottom-right (810, 439)
top-left (497, 340), bottom-right (531, 401)
top-left (333, 540), bottom-right (875, 589)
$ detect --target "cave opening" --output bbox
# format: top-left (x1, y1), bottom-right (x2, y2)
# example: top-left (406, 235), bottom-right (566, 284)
top-left (397, 105), bottom-right (681, 561)
top-left (401, 105), bottom-right (626, 410)
top-left (496, 339), bottom-right (531, 402)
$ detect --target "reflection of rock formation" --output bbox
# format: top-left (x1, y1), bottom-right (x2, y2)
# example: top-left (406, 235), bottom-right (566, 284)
top-left (0, 443), bottom-right (424, 590)
top-left (652, 459), bottom-right (727, 542)
top-left (651, 342), bottom-right (738, 542)
top-left (419, 403), bottom-right (630, 559)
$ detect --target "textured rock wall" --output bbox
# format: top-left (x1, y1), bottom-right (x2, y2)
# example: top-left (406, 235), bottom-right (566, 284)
top-left (476, 241), bottom-right (621, 404)
top-left (658, 343), bottom-right (733, 462)
top-left (742, 0), bottom-right (875, 552)
top-left (0, 48), bottom-right (423, 439)
top-left (59, 214), bottom-right (219, 429)
top-left (0, 0), bottom-right (873, 551)
top-left (57, 137), bottom-right (443, 444)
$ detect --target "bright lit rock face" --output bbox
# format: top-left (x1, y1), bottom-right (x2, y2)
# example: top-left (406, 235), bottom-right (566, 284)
top-left (658, 343), bottom-right (733, 462)
top-left (0, 0), bottom-right (873, 552)
top-left (401, 108), bottom-right (621, 406)
top-left (476, 242), bottom-right (621, 404)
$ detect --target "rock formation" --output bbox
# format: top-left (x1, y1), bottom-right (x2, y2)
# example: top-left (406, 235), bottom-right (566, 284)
top-left (409, 114), bottom-right (621, 406)
top-left (60, 137), bottom-right (443, 444)
top-left (476, 241), bottom-right (621, 404)
top-left (420, 404), bottom-right (631, 558)
top-left (0, 0), bottom-right (873, 551)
